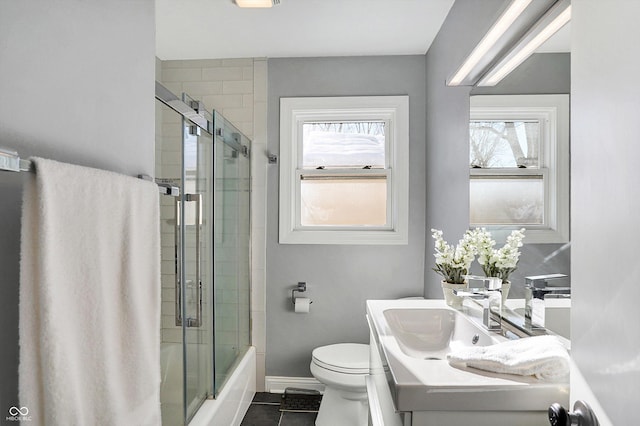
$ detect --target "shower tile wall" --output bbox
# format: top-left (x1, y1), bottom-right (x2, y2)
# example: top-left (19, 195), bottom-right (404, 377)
top-left (157, 58), bottom-right (268, 391)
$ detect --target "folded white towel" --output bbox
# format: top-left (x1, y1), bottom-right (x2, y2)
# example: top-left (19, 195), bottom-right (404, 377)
top-left (19, 157), bottom-right (161, 425)
top-left (447, 335), bottom-right (570, 381)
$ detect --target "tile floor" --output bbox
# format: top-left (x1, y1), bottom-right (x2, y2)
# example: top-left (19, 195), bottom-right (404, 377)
top-left (240, 392), bottom-right (319, 426)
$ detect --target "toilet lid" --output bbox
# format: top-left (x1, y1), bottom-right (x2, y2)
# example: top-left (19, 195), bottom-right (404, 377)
top-left (312, 343), bottom-right (369, 374)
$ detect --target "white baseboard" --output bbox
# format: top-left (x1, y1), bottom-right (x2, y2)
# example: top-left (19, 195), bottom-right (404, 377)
top-left (264, 376), bottom-right (325, 394)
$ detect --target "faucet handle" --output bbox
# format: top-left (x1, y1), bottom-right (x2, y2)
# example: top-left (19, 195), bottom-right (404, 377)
top-left (463, 275), bottom-right (502, 290)
top-left (525, 273), bottom-right (568, 288)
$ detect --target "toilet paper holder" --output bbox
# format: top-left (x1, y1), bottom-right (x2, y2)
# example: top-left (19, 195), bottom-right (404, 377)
top-left (291, 282), bottom-right (313, 305)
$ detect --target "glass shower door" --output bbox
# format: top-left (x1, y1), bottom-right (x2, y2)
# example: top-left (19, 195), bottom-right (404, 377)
top-left (157, 84), bottom-right (252, 425)
top-left (181, 95), bottom-right (214, 422)
top-left (213, 114), bottom-right (251, 396)
top-left (156, 98), bottom-right (185, 426)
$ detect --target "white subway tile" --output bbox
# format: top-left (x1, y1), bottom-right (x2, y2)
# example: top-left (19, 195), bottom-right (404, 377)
top-left (251, 270), bottom-right (265, 311)
top-left (251, 311), bottom-right (266, 352)
top-left (161, 262), bottom-right (175, 275)
top-left (202, 67), bottom-right (245, 81)
top-left (242, 66), bottom-right (253, 81)
top-left (242, 94), bottom-right (254, 107)
top-left (162, 329), bottom-right (182, 344)
top-left (162, 68), bottom-right (202, 82)
top-left (222, 80), bottom-right (253, 94)
top-left (222, 58), bottom-right (253, 67)
top-left (182, 81), bottom-right (223, 95)
top-left (161, 274), bottom-right (175, 288)
top-left (161, 315), bottom-right (179, 329)
top-left (163, 59), bottom-right (219, 69)
top-left (161, 288), bottom-right (175, 302)
top-left (161, 301), bottom-right (175, 314)
top-left (253, 59), bottom-right (268, 102)
top-left (201, 94), bottom-right (244, 110)
top-left (255, 352), bottom-right (266, 392)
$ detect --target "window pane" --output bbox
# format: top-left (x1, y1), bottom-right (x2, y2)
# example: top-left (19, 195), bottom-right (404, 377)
top-left (302, 121), bottom-right (385, 168)
top-left (470, 121), bottom-right (540, 168)
top-left (301, 177), bottom-right (387, 226)
top-left (470, 176), bottom-right (544, 225)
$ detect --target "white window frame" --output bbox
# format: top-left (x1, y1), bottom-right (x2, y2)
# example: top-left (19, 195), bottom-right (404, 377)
top-left (469, 94), bottom-right (570, 244)
top-left (279, 96), bottom-right (409, 245)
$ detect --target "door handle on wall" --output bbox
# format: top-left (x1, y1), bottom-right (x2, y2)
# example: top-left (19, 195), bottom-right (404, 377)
top-left (549, 400), bottom-right (600, 426)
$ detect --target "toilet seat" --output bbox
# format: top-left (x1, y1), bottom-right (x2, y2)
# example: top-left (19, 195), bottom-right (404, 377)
top-left (312, 343), bottom-right (369, 375)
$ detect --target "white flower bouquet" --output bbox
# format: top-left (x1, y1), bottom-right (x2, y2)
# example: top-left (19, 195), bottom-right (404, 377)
top-left (473, 228), bottom-right (526, 283)
top-left (431, 229), bottom-right (476, 284)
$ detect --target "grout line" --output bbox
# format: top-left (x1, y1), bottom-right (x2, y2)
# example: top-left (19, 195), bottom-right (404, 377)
top-left (276, 411), bottom-right (284, 426)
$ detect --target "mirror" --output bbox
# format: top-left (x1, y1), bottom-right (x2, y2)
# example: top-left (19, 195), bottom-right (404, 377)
top-left (468, 29), bottom-right (571, 338)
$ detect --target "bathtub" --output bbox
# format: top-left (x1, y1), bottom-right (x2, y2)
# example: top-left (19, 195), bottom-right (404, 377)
top-left (160, 343), bottom-right (256, 426)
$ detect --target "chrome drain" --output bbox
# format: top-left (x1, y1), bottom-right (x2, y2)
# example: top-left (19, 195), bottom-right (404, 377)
top-left (472, 334), bottom-right (480, 345)
top-left (424, 357), bottom-right (441, 360)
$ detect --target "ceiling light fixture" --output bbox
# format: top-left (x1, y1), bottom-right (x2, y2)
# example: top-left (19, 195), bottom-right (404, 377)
top-left (447, 0), bottom-right (533, 86)
top-left (234, 0), bottom-right (279, 8)
top-left (478, 1), bottom-right (571, 86)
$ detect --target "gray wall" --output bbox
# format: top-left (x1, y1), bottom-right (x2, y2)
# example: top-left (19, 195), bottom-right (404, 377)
top-left (425, 0), bottom-right (571, 300)
top-left (266, 56), bottom-right (427, 377)
top-left (425, 0), bottom-right (505, 299)
top-left (571, 1), bottom-right (640, 423)
top-left (0, 0), bottom-right (155, 416)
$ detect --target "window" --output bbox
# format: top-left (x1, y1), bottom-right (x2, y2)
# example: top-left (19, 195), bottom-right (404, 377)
top-left (469, 95), bottom-right (569, 243)
top-left (279, 96), bottom-right (409, 244)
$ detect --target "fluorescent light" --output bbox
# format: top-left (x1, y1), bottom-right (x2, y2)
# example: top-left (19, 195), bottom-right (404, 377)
top-left (235, 0), bottom-right (279, 7)
top-left (479, 4), bottom-right (571, 86)
top-left (448, 0), bottom-right (532, 86)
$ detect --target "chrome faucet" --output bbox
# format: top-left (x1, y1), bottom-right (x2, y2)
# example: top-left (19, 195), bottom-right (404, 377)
top-left (454, 275), bottom-right (503, 331)
top-left (524, 274), bottom-right (570, 331)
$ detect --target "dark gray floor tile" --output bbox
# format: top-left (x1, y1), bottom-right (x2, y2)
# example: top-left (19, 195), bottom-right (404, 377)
top-left (240, 403), bottom-right (282, 426)
top-left (252, 392), bottom-right (283, 404)
top-left (279, 411), bottom-right (318, 426)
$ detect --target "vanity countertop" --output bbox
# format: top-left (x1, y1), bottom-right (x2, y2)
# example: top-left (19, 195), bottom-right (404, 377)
top-left (366, 299), bottom-right (570, 412)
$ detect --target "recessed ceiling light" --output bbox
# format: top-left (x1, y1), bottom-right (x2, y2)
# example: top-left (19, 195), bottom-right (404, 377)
top-left (235, 0), bottom-right (280, 8)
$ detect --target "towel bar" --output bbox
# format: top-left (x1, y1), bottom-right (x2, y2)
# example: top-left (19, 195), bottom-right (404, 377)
top-left (1, 149), bottom-right (179, 197)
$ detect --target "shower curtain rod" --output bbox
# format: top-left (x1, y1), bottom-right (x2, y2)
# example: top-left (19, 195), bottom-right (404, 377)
top-left (0, 148), bottom-right (180, 197)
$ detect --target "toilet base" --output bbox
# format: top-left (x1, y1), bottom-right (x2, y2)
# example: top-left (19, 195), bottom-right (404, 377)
top-left (316, 386), bottom-right (368, 426)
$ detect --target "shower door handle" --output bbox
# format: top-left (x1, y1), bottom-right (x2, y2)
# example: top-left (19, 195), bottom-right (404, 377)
top-left (174, 193), bottom-right (203, 328)
top-left (188, 193), bottom-right (203, 328)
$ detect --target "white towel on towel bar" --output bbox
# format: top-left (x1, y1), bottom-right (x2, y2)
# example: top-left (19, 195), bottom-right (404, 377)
top-left (447, 335), bottom-right (570, 381)
top-left (19, 157), bottom-right (161, 426)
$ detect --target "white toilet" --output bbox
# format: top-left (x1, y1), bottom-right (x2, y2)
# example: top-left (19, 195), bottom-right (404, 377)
top-left (310, 343), bottom-right (370, 426)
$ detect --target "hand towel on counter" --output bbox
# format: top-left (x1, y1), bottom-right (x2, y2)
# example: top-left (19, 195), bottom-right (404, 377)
top-left (19, 157), bottom-right (161, 426)
top-left (447, 335), bottom-right (570, 381)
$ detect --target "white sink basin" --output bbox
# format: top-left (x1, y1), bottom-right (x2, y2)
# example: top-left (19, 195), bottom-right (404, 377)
top-left (367, 299), bottom-right (570, 413)
top-left (382, 308), bottom-right (494, 360)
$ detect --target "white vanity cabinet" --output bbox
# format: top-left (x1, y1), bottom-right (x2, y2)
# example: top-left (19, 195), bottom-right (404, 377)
top-left (367, 326), bottom-right (407, 426)
top-left (365, 299), bottom-right (569, 426)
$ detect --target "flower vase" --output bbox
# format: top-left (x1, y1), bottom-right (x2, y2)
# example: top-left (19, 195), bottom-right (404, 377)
top-left (441, 281), bottom-right (467, 309)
